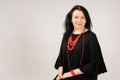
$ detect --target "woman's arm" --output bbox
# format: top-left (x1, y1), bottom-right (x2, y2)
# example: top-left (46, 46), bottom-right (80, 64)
top-left (56, 66), bottom-right (63, 80)
top-left (60, 68), bottom-right (83, 79)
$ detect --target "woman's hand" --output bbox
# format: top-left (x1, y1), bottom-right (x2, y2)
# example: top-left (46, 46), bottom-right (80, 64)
top-left (56, 73), bottom-right (70, 80)
top-left (60, 72), bottom-right (72, 79)
top-left (60, 68), bottom-right (83, 79)
top-left (56, 66), bottom-right (63, 80)
top-left (56, 74), bottom-right (62, 80)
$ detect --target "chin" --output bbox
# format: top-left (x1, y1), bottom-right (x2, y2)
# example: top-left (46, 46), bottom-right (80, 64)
top-left (75, 26), bottom-right (83, 29)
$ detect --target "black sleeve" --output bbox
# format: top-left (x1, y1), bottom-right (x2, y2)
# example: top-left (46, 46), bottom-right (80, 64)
top-left (54, 36), bottom-right (65, 69)
top-left (80, 33), bottom-right (107, 75)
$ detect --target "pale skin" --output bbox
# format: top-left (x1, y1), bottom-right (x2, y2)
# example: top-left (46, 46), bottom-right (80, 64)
top-left (56, 10), bottom-right (87, 80)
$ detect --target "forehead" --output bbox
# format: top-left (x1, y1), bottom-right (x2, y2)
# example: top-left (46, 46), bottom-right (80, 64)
top-left (72, 10), bottom-right (84, 16)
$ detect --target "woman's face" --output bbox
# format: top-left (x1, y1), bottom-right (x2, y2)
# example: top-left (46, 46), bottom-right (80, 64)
top-left (71, 10), bottom-right (86, 29)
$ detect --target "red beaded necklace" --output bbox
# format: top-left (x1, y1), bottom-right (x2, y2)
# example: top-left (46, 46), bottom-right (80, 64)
top-left (67, 33), bottom-right (85, 70)
top-left (67, 34), bottom-right (81, 51)
top-left (67, 29), bottom-right (86, 70)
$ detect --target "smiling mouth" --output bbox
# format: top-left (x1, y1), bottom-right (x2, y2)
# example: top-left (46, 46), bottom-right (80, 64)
top-left (77, 24), bottom-right (82, 25)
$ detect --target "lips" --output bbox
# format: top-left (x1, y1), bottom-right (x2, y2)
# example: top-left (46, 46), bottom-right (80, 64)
top-left (76, 23), bottom-right (82, 26)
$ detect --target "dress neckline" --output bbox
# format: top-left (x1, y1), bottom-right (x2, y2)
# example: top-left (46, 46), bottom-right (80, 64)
top-left (72, 30), bottom-right (90, 36)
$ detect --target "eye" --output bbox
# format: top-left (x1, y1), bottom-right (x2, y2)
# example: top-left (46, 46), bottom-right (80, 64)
top-left (81, 16), bottom-right (85, 19)
top-left (74, 16), bottom-right (79, 19)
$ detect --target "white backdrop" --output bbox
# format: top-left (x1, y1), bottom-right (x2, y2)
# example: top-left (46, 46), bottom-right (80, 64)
top-left (0, 0), bottom-right (120, 80)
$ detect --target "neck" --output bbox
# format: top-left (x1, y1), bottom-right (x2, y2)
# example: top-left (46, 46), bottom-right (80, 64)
top-left (72, 27), bottom-right (86, 34)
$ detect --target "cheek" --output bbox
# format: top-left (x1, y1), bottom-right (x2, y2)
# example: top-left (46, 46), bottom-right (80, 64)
top-left (71, 18), bottom-right (74, 22)
top-left (84, 18), bottom-right (87, 23)
top-left (71, 18), bottom-right (77, 24)
top-left (71, 20), bottom-right (76, 26)
top-left (82, 19), bottom-right (86, 24)
top-left (84, 21), bottom-right (86, 24)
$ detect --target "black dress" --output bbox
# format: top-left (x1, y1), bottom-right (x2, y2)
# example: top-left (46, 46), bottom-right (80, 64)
top-left (54, 30), bottom-right (107, 80)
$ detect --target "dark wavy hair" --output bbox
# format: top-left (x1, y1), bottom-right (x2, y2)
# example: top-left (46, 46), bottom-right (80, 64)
top-left (64, 5), bottom-right (92, 38)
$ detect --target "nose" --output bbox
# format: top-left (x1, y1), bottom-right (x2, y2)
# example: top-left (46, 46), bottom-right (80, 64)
top-left (77, 18), bottom-right (81, 23)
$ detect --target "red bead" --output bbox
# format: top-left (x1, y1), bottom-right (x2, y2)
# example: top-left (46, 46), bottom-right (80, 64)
top-left (67, 34), bottom-right (81, 51)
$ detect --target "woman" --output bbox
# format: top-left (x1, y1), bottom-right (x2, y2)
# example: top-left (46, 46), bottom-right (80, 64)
top-left (54, 5), bottom-right (107, 80)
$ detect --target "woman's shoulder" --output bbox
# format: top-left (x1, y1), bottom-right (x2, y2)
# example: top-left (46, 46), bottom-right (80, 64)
top-left (85, 30), bottom-right (97, 39)
top-left (85, 30), bottom-right (96, 35)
